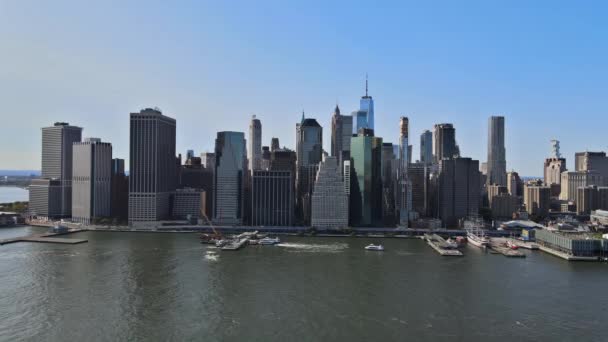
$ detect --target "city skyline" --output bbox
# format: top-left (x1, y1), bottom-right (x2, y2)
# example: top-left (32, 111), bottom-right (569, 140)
top-left (2, 1), bottom-right (608, 176)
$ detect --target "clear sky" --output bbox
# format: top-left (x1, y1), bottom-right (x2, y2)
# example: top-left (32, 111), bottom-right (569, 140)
top-left (1, 0), bottom-right (607, 176)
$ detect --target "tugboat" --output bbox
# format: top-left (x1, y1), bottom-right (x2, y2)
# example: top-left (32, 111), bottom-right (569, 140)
top-left (364, 244), bottom-right (385, 251)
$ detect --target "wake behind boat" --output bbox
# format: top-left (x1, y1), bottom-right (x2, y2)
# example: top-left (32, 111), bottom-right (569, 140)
top-left (364, 244), bottom-right (385, 251)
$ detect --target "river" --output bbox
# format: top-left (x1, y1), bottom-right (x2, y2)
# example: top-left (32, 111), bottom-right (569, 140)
top-left (0, 227), bottom-right (606, 341)
top-left (0, 186), bottom-right (28, 203)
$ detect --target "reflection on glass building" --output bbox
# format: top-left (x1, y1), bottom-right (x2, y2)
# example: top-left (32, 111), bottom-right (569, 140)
top-left (350, 128), bottom-right (383, 226)
top-left (213, 131), bottom-right (246, 225)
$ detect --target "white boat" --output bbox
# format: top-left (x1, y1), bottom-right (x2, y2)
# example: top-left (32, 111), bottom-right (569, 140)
top-left (258, 237), bottom-right (280, 245)
top-left (364, 244), bottom-right (385, 251)
top-left (445, 238), bottom-right (459, 249)
top-left (464, 217), bottom-right (490, 248)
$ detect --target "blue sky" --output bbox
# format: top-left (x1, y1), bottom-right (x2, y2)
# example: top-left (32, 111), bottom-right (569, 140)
top-left (0, 0), bottom-right (607, 176)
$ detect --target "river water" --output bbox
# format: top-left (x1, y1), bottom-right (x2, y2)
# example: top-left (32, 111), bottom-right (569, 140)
top-left (0, 227), bottom-right (606, 341)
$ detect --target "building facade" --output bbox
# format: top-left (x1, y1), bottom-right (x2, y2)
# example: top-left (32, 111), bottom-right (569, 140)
top-left (213, 131), bottom-right (246, 225)
top-left (420, 130), bottom-right (433, 165)
top-left (560, 170), bottom-right (606, 201)
top-left (433, 123), bottom-right (458, 162)
top-left (524, 184), bottom-right (551, 216)
top-left (437, 157), bottom-right (480, 227)
top-left (486, 116), bottom-right (506, 186)
top-left (311, 156), bottom-right (349, 229)
top-left (248, 115), bottom-right (262, 172)
top-left (350, 129), bottom-right (383, 226)
top-left (172, 188), bottom-right (204, 219)
top-left (128, 108), bottom-right (177, 225)
top-left (330, 105), bottom-right (353, 161)
top-left (251, 170), bottom-right (294, 226)
top-left (72, 138), bottom-right (112, 225)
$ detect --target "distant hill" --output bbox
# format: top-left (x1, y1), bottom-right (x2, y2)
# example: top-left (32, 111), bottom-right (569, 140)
top-left (0, 170), bottom-right (41, 177)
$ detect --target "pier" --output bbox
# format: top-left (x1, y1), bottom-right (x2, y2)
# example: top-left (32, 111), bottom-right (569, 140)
top-left (423, 234), bottom-right (463, 256)
top-left (507, 238), bottom-right (539, 250)
top-left (489, 238), bottom-right (526, 257)
top-left (0, 229), bottom-right (88, 246)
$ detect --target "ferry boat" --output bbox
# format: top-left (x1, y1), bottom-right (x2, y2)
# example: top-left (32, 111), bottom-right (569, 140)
top-left (258, 237), bottom-right (280, 245)
top-left (364, 244), bottom-right (385, 251)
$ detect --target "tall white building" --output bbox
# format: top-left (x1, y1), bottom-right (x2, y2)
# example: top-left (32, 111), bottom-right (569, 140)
top-left (72, 138), bottom-right (112, 224)
top-left (248, 115), bottom-right (262, 172)
top-left (311, 156), bottom-right (349, 229)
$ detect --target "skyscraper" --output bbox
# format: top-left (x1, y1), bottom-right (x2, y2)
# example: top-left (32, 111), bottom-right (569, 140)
top-left (296, 114), bottom-right (323, 225)
top-left (251, 170), bottom-right (294, 226)
top-left (248, 115), bottom-right (262, 172)
top-left (420, 130), bottom-right (433, 165)
top-left (311, 156), bottom-right (349, 229)
top-left (213, 131), bottom-right (246, 225)
top-left (111, 158), bottom-right (128, 221)
top-left (486, 116), bottom-right (506, 186)
top-left (352, 76), bottom-right (374, 133)
top-left (29, 122), bottom-right (82, 219)
top-left (350, 128), bottom-right (383, 226)
top-left (72, 138), bottom-right (112, 225)
top-left (437, 157), bottom-right (480, 227)
top-left (270, 137), bottom-right (280, 152)
top-left (397, 117), bottom-right (412, 226)
top-left (575, 151), bottom-right (608, 177)
top-left (128, 108), bottom-right (176, 225)
top-left (433, 123), bottom-right (458, 162)
top-left (544, 140), bottom-right (567, 187)
top-left (330, 105), bottom-right (353, 161)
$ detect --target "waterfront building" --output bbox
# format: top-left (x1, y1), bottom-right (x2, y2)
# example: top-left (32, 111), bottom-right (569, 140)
top-left (296, 115), bottom-right (322, 225)
top-left (72, 138), bottom-right (112, 225)
top-left (310, 156), bottom-right (349, 229)
top-left (213, 131), bottom-right (246, 225)
top-left (29, 122), bottom-right (83, 219)
top-left (111, 159), bottom-right (128, 221)
top-left (251, 170), bottom-right (294, 226)
top-left (248, 115), bottom-right (262, 172)
top-left (270, 137), bottom-right (280, 152)
top-left (524, 184), bottom-right (551, 216)
top-left (172, 188), bottom-right (204, 219)
top-left (535, 230), bottom-right (607, 258)
top-left (350, 128), bottom-right (383, 226)
top-left (420, 130), bottom-right (433, 165)
top-left (28, 179), bottom-right (62, 219)
top-left (330, 105), bottom-right (353, 162)
top-left (437, 157), bottom-right (480, 227)
top-left (433, 123), bottom-right (458, 162)
top-left (352, 76), bottom-right (374, 133)
top-left (507, 171), bottom-right (522, 197)
top-left (486, 116), bottom-right (506, 186)
top-left (560, 170), bottom-right (606, 201)
top-left (128, 108), bottom-right (177, 225)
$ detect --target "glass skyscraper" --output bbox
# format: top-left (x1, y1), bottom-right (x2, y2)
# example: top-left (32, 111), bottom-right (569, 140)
top-left (350, 129), bottom-right (383, 226)
top-left (352, 77), bottom-right (374, 133)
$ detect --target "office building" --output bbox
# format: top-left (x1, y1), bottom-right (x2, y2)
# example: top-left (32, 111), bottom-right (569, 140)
top-left (381, 143), bottom-right (396, 224)
top-left (296, 115), bottom-right (322, 224)
top-left (200, 152), bottom-right (216, 170)
top-left (491, 193), bottom-right (520, 219)
top-left (251, 170), bottom-right (294, 226)
top-left (486, 116), bottom-right (506, 186)
top-left (524, 184), bottom-right (551, 216)
top-left (487, 184), bottom-right (508, 207)
top-left (352, 76), bottom-right (374, 133)
top-left (72, 138), bottom-right (112, 225)
top-left (111, 159), bottom-right (128, 221)
top-left (507, 171), bottom-right (523, 197)
top-left (397, 117), bottom-right (412, 226)
top-left (311, 156), bottom-right (349, 229)
top-left (213, 131), bottom-right (246, 225)
top-left (420, 130), bottom-right (433, 165)
top-left (248, 115), bottom-right (262, 172)
top-left (261, 146), bottom-right (271, 170)
top-left (28, 179), bottom-right (62, 219)
top-left (330, 105), bottom-right (353, 161)
top-left (350, 128), bottom-right (383, 226)
top-left (437, 158), bottom-right (480, 227)
top-left (575, 151), bottom-right (608, 177)
top-left (171, 188), bottom-right (204, 219)
top-left (270, 137), bottom-right (280, 152)
top-left (433, 123), bottom-right (458, 162)
top-left (30, 122), bottom-right (83, 219)
top-left (408, 162), bottom-right (430, 217)
top-left (560, 170), bottom-right (606, 201)
top-left (128, 108), bottom-right (177, 225)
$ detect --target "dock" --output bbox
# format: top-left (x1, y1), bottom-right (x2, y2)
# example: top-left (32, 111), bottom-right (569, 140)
top-left (0, 229), bottom-right (88, 246)
top-left (489, 238), bottom-right (526, 257)
top-left (423, 234), bottom-right (463, 256)
top-left (538, 245), bottom-right (599, 261)
top-left (507, 238), bottom-right (539, 250)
